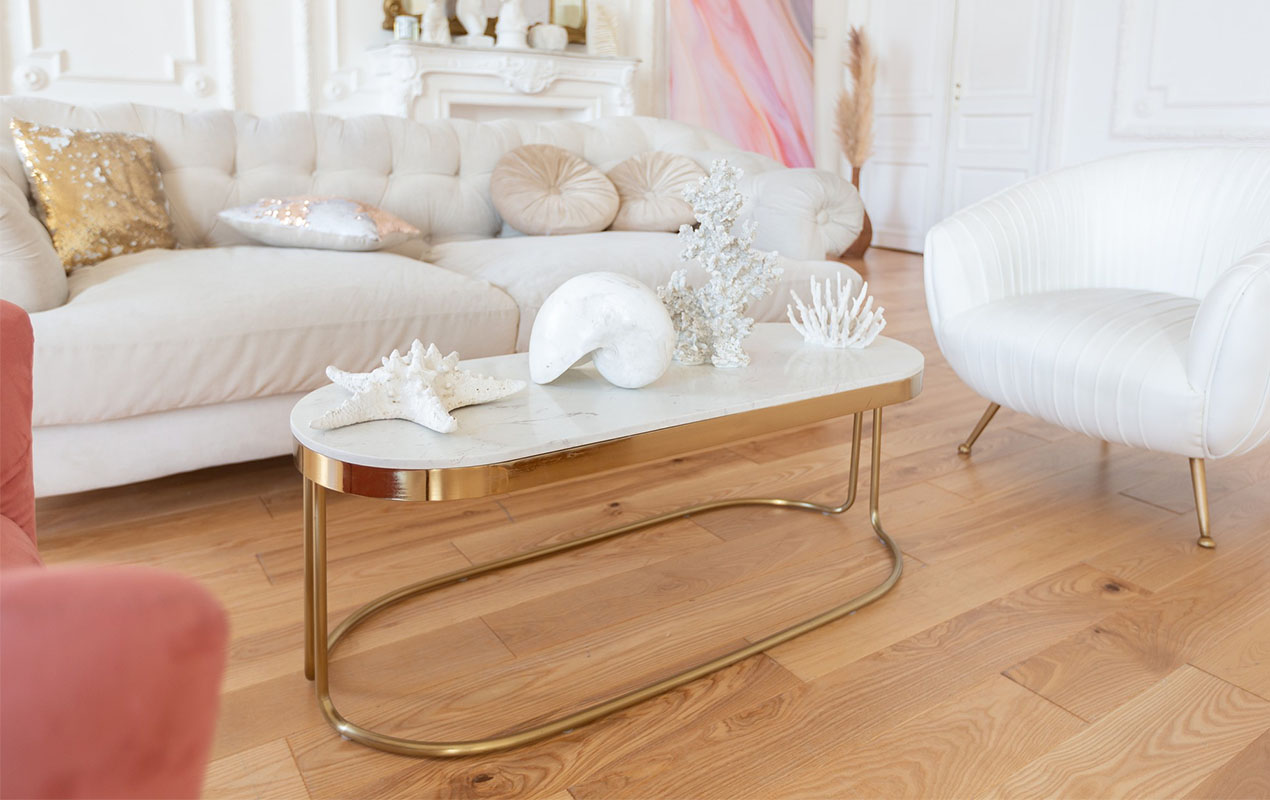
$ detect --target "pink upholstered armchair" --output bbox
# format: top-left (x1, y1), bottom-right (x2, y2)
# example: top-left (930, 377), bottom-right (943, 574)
top-left (1, 300), bottom-right (228, 799)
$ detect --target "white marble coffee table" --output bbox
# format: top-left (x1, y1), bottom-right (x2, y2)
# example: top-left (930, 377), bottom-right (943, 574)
top-left (291, 323), bottom-right (923, 758)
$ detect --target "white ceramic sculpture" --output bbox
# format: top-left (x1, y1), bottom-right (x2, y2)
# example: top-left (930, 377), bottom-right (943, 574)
top-left (420, 0), bottom-right (451, 45)
top-left (311, 340), bottom-right (525, 433)
top-left (529, 22), bottom-right (568, 51)
top-left (455, 0), bottom-right (493, 47)
top-left (529, 272), bottom-right (675, 389)
top-left (787, 274), bottom-right (886, 349)
top-left (586, 2), bottom-right (620, 56)
top-left (658, 159), bottom-right (783, 369)
top-left (495, 0), bottom-right (529, 49)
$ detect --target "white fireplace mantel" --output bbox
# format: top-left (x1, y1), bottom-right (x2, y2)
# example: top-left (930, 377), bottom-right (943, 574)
top-left (367, 42), bottom-right (639, 123)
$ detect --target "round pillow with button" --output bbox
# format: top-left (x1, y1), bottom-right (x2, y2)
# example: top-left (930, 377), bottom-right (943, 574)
top-left (490, 144), bottom-right (619, 235)
top-left (605, 152), bottom-right (707, 232)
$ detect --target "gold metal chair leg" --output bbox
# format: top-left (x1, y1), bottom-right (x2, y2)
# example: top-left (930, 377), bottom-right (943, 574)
top-left (307, 409), bottom-right (904, 758)
top-left (1190, 458), bottom-right (1215, 549)
top-left (958, 402), bottom-right (1001, 455)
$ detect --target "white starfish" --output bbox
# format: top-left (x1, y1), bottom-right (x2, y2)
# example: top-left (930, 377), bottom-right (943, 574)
top-left (310, 340), bottom-right (525, 433)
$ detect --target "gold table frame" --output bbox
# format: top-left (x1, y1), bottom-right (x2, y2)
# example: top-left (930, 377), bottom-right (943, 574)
top-left (296, 373), bottom-right (919, 758)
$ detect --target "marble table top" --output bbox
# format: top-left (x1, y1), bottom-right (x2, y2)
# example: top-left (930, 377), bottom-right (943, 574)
top-left (291, 323), bottom-right (924, 471)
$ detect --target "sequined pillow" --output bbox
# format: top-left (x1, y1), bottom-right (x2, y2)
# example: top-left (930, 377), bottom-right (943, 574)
top-left (9, 119), bottom-right (177, 271)
top-left (218, 196), bottom-right (421, 251)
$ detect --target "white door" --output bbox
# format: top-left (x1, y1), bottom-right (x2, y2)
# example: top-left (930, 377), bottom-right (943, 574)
top-left (939, 0), bottom-right (1060, 217)
top-left (852, 0), bottom-right (958, 253)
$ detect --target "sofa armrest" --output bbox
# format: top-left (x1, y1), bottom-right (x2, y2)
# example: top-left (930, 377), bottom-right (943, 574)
top-left (0, 566), bottom-right (227, 800)
top-left (742, 168), bottom-right (864, 261)
top-left (0, 176), bottom-right (66, 312)
top-left (1188, 240), bottom-right (1270, 459)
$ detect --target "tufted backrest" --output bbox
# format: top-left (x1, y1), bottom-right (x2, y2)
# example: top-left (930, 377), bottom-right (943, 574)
top-left (0, 98), bottom-right (782, 249)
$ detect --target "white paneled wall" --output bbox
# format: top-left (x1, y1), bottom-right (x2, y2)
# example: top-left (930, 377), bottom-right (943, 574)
top-left (815, 0), bottom-right (1270, 253)
top-left (0, 0), bottom-right (665, 116)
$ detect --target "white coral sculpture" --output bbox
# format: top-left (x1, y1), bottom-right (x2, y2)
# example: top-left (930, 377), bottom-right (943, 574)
top-left (310, 340), bottom-right (525, 433)
top-left (787, 275), bottom-right (886, 349)
top-left (657, 159), bottom-right (783, 368)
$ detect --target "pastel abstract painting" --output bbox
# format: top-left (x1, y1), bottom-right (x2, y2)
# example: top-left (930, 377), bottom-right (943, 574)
top-left (667, 0), bottom-right (814, 167)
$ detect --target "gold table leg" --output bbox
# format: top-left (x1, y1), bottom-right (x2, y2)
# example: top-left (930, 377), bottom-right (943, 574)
top-left (958, 401), bottom-right (1001, 455)
top-left (303, 477), bottom-right (315, 680)
top-left (306, 409), bottom-right (902, 757)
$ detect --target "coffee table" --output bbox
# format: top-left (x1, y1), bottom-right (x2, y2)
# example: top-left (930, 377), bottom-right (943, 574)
top-left (291, 323), bottom-right (923, 757)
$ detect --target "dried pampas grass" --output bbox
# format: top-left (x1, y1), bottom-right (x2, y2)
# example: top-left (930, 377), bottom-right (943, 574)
top-left (835, 26), bottom-right (876, 170)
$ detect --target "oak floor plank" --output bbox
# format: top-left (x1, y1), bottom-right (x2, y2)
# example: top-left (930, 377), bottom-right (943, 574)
top-left (986, 665), bottom-right (1270, 799)
top-left (203, 738), bottom-right (310, 800)
top-left (1190, 605), bottom-right (1270, 700)
top-left (1003, 516), bottom-right (1270, 722)
top-left (747, 674), bottom-right (1086, 799)
top-left (1183, 728), bottom-right (1270, 800)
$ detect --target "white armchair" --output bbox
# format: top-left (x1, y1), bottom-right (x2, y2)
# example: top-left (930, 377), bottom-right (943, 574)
top-left (925, 147), bottom-right (1270, 548)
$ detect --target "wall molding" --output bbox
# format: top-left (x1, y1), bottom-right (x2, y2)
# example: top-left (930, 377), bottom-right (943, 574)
top-left (1112, 0), bottom-right (1270, 139)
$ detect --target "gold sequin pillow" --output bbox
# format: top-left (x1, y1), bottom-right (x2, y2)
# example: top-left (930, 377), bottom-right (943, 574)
top-left (9, 119), bottom-right (176, 271)
top-left (217, 196), bottom-right (421, 251)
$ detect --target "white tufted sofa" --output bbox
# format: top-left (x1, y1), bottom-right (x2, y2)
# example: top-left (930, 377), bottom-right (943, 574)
top-left (0, 98), bottom-right (865, 496)
top-left (925, 147), bottom-right (1270, 547)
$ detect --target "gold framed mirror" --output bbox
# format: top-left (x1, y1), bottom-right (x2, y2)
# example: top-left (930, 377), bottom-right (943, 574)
top-left (381, 0), bottom-right (585, 44)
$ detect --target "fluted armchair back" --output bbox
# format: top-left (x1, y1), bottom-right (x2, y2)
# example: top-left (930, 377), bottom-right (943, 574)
top-left (925, 148), bottom-right (1270, 329)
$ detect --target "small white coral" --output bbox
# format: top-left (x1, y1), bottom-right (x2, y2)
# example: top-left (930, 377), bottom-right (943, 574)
top-left (311, 340), bottom-right (525, 433)
top-left (787, 275), bottom-right (886, 349)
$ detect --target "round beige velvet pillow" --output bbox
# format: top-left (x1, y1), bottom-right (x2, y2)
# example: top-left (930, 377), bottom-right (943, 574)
top-left (490, 144), bottom-right (619, 235)
top-left (606, 152), bottom-right (708, 232)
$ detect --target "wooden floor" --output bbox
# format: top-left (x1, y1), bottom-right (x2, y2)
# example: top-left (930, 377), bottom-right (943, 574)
top-left (38, 249), bottom-right (1270, 799)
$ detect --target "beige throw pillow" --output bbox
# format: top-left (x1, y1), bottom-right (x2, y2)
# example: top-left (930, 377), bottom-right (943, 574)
top-left (490, 144), bottom-right (619, 235)
top-left (606, 152), bottom-right (707, 232)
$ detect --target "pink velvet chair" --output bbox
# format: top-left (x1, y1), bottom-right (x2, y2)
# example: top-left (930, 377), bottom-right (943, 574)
top-left (1, 300), bottom-right (228, 799)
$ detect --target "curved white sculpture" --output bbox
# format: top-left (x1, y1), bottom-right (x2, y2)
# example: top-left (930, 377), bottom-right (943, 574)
top-left (787, 275), bottom-right (885, 349)
top-left (420, 0), bottom-right (451, 45)
top-left (529, 272), bottom-right (675, 389)
top-left (495, 0), bottom-right (529, 49)
top-left (455, 0), bottom-right (492, 46)
top-left (312, 340), bottom-right (525, 433)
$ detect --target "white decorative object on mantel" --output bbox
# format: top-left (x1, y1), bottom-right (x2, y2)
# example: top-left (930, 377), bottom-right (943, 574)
top-left (658, 160), bottom-right (783, 369)
top-left (529, 23), bottom-right (568, 51)
top-left (311, 340), bottom-right (525, 434)
top-left (420, 0), bottom-right (451, 46)
top-left (455, 0), bottom-right (493, 47)
top-left (529, 272), bottom-right (675, 389)
top-left (586, 2), bottom-right (621, 56)
top-left (367, 43), bottom-right (638, 122)
top-left (787, 275), bottom-right (886, 349)
top-left (495, 0), bottom-right (530, 50)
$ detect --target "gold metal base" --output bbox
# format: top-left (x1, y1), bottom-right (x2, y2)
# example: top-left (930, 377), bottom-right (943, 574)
top-left (304, 409), bottom-right (903, 758)
top-left (1190, 457), bottom-right (1215, 549)
top-left (958, 402), bottom-right (1001, 455)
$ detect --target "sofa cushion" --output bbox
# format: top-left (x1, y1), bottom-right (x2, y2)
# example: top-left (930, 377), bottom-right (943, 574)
top-left (490, 145), bottom-right (619, 236)
top-left (606, 152), bottom-right (705, 232)
top-left (429, 233), bottom-right (862, 351)
top-left (31, 247), bottom-right (519, 426)
top-left (938, 289), bottom-right (1204, 455)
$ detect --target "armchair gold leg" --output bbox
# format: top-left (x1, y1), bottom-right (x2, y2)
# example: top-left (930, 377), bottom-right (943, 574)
top-left (958, 402), bottom-right (1001, 455)
top-left (1190, 458), bottom-right (1215, 549)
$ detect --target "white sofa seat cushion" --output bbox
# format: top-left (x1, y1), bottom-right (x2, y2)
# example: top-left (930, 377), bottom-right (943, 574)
top-left (31, 246), bottom-right (519, 426)
top-left (938, 289), bottom-right (1204, 456)
top-left (428, 233), bottom-right (862, 351)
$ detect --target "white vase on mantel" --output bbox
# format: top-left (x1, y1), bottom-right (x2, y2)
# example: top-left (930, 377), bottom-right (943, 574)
top-left (455, 0), bottom-right (493, 47)
top-left (495, 0), bottom-right (530, 49)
